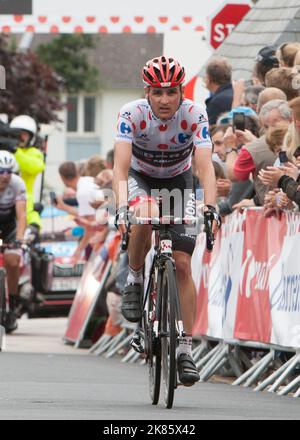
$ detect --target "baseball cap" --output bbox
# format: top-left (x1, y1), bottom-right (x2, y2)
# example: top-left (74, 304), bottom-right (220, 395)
top-left (255, 46), bottom-right (279, 67)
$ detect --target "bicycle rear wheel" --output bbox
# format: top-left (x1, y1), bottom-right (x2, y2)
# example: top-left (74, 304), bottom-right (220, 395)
top-left (161, 259), bottom-right (178, 409)
top-left (0, 269), bottom-right (7, 327)
top-left (144, 269), bottom-right (162, 405)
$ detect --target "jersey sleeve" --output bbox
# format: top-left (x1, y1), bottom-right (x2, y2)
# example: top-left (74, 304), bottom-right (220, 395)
top-left (189, 105), bottom-right (212, 150)
top-left (15, 176), bottom-right (27, 202)
top-left (115, 103), bottom-right (136, 144)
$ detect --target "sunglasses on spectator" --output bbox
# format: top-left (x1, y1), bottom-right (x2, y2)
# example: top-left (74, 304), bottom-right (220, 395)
top-left (293, 146), bottom-right (300, 159)
top-left (0, 169), bottom-right (13, 175)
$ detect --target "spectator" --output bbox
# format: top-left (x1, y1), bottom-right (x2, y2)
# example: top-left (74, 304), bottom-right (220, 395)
top-left (277, 42), bottom-right (300, 68)
top-left (211, 125), bottom-right (227, 163)
top-left (204, 57), bottom-right (233, 125)
top-left (254, 46), bottom-right (280, 85)
top-left (57, 161), bottom-right (100, 263)
top-left (265, 67), bottom-right (300, 100)
top-left (106, 149), bottom-right (114, 169)
top-left (82, 155), bottom-right (106, 178)
top-left (257, 87), bottom-right (287, 114)
top-left (242, 85), bottom-right (265, 113)
top-left (265, 122), bottom-right (290, 155)
top-left (294, 50), bottom-right (300, 69)
top-left (225, 100), bottom-right (292, 206)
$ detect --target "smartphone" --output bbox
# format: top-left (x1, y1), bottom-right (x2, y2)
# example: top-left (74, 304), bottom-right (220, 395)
top-left (279, 151), bottom-right (288, 164)
top-left (49, 191), bottom-right (57, 206)
top-left (233, 112), bottom-right (246, 132)
top-left (294, 146), bottom-right (300, 159)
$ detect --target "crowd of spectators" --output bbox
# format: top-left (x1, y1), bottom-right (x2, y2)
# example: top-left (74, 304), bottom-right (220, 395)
top-left (204, 42), bottom-right (300, 217)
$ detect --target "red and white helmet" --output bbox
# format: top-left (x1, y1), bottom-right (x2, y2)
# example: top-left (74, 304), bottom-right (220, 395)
top-left (142, 56), bottom-right (185, 88)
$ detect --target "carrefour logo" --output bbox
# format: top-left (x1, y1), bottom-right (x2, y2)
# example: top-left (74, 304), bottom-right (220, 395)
top-left (120, 122), bottom-right (132, 135)
top-left (202, 126), bottom-right (210, 140)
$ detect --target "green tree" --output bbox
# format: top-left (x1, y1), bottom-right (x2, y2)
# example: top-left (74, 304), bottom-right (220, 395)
top-left (0, 35), bottom-right (64, 123)
top-left (36, 34), bottom-right (99, 94)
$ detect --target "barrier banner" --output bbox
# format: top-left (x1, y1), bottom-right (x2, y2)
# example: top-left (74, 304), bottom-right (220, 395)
top-left (192, 209), bottom-right (300, 350)
top-left (64, 232), bottom-right (120, 345)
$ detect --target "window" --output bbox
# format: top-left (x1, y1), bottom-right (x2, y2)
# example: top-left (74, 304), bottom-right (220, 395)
top-left (67, 95), bottom-right (97, 133)
top-left (67, 96), bottom-right (78, 132)
top-left (84, 96), bottom-right (96, 132)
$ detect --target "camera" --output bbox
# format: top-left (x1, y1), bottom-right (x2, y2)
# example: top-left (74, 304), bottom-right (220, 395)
top-left (232, 113), bottom-right (246, 132)
top-left (0, 121), bottom-right (21, 153)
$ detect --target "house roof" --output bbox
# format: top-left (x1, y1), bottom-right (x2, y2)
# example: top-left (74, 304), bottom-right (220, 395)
top-left (27, 33), bottom-right (163, 89)
top-left (210, 0), bottom-right (300, 79)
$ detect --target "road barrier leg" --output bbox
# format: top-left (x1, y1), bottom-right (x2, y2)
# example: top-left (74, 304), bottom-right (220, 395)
top-left (232, 350), bottom-right (274, 387)
top-left (227, 352), bottom-right (244, 378)
top-left (200, 345), bottom-right (229, 382)
top-left (105, 333), bottom-right (133, 358)
top-left (196, 343), bottom-right (221, 370)
top-left (254, 357), bottom-right (292, 392)
top-left (89, 334), bottom-right (112, 353)
top-left (192, 339), bottom-right (209, 363)
top-left (243, 350), bottom-right (275, 388)
top-left (122, 347), bottom-right (137, 363)
top-left (294, 387), bottom-right (300, 398)
top-left (93, 329), bottom-right (126, 356)
top-left (268, 353), bottom-right (300, 393)
top-left (129, 352), bottom-right (141, 363)
top-left (278, 375), bottom-right (300, 396)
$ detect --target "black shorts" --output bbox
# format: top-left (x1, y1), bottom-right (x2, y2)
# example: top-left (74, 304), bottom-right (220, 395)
top-left (0, 223), bottom-right (16, 243)
top-left (128, 168), bottom-right (196, 256)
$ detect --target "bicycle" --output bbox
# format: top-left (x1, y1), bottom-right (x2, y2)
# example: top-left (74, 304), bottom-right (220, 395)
top-left (121, 206), bottom-right (215, 409)
top-left (0, 239), bottom-right (28, 333)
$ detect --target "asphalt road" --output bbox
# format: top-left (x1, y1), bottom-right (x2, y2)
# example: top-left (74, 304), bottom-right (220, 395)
top-left (0, 317), bottom-right (299, 420)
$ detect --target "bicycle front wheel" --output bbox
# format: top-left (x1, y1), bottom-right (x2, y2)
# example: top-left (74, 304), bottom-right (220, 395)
top-left (161, 259), bottom-right (178, 409)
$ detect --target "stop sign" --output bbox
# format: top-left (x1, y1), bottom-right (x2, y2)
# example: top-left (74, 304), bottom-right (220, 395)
top-left (210, 3), bottom-right (251, 50)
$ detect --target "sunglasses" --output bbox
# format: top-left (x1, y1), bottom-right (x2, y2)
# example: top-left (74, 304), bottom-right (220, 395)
top-left (0, 169), bottom-right (13, 175)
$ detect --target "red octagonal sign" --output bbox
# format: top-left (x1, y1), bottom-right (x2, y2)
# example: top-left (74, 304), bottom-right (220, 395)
top-left (210, 3), bottom-right (251, 50)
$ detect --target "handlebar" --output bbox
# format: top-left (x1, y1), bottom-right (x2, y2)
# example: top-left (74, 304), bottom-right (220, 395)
top-left (119, 214), bottom-right (215, 253)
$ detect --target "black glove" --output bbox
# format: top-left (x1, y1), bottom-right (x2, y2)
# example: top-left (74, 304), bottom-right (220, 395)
top-left (204, 205), bottom-right (222, 229)
top-left (114, 205), bottom-right (130, 230)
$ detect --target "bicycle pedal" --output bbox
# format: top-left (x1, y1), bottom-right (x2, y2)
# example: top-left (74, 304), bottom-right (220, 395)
top-left (130, 337), bottom-right (144, 354)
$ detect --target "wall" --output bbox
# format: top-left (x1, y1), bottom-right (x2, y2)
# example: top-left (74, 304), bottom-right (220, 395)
top-left (43, 88), bottom-right (140, 193)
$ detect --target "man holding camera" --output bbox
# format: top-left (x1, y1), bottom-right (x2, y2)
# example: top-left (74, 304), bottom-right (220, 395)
top-left (10, 115), bottom-right (45, 242)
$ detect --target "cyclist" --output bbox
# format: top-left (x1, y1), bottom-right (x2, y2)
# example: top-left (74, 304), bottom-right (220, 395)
top-left (113, 56), bottom-right (220, 386)
top-left (0, 151), bottom-right (27, 332)
top-left (10, 115), bottom-right (45, 243)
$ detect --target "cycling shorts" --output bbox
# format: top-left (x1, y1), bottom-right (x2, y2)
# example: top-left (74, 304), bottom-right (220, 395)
top-left (128, 168), bottom-right (196, 256)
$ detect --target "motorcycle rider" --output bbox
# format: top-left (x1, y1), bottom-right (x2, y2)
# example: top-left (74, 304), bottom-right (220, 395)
top-left (10, 115), bottom-right (45, 243)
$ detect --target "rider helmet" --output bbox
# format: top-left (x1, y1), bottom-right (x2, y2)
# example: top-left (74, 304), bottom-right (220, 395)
top-left (142, 56), bottom-right (185, 88)
top-left (10, 115), bottom-right (37, 146)
top-left (0, 150), bottom-right (17, 171)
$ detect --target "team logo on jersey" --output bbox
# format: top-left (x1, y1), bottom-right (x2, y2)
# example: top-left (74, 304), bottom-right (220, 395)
top-left (122, 111), bottom-right (132, 118)
top-left (198, 113), bottom-right (208, 123)
top-left (201, 126), bottom-right (210, 140)
top-left (120, 122), bottom-right (132, 135)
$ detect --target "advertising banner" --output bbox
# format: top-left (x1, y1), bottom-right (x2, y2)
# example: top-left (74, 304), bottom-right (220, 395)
top-left (64, 232), bottom-right (120, 346)
top-left (192, 209), bottom-right (300, 350)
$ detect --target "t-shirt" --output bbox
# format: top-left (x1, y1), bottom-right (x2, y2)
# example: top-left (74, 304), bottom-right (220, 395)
top-left (0, 174), bottom-right (26, 224)
top-left (76, 176), bottom-right (102, 217)
top-left (115, 98), bottom-right (212, 178)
